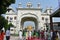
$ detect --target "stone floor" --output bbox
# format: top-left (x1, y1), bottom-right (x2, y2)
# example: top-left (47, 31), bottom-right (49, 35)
top-left (10, 36), bottom-right (19, 40)
top-left (4, 36), bottom-right (19, 40)
top-left (4, 35), bottom-right (60, 40)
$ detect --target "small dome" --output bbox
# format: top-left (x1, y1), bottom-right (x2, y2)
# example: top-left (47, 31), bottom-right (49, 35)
top-left (37, 3), bottom-right (40, 5)
top-left (18, 2), bottom-right (22, 8)
top-left (27, 2), bottom-right (32, 8)
top-left (18, 2), bottom-right (22, 5)
top-left (37, 3), bottom-right (41, 8)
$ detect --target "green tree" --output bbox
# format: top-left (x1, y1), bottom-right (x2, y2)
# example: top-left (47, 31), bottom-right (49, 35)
top-left (0, 0), bottom-right (15, 15)
top-left (8, 23), bottom-right (14, 27)
top-left (0, 0), bottom-right (15, 30)
top-left (4, 23), bottom-right (14, 31)
top-left (0, 16), bottom-right (8, 30)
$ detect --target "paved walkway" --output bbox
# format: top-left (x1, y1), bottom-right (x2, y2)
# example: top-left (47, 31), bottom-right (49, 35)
top-left (10, 36), bottom-right (19, 40)
top-left (4, 36), bottom-right (19, 40)
top-left (4, 35), bottom-right (60, 40)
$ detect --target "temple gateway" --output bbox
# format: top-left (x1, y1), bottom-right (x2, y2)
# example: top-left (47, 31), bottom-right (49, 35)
top-left (4, 2), bottom-right (52, 34)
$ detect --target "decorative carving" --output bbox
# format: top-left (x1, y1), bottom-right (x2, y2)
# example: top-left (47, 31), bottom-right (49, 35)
top-left (27, 2), bottom-right (32, 8)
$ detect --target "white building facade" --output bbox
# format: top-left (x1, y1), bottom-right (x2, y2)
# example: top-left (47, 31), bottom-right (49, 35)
top-left (4, 2), bottom-right (52, 34)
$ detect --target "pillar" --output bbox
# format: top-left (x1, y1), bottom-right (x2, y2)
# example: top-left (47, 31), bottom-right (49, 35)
top-left (50, 16), bottom-right (53, 30)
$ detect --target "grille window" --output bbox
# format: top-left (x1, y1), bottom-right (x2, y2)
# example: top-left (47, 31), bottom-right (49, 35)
top-left (10, 17), bottom-right (13, 20)
top-left (7, 16), bottom-right (9, 19)
top-left (14, 17), bottom-right (16, 20)
top-left (42, 17), bottom-right (44, 20)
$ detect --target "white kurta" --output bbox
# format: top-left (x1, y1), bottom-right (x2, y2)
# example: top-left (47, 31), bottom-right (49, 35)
top-left (50, 32), bottom-right (53, 38)
top-left (29, 31), bottom-right (32, 37)
top-left (19, 31), bottom-right (22, 39)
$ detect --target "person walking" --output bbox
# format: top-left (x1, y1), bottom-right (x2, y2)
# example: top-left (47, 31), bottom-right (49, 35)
top-left (50, 30), bottom-right (53, 40)
top-left (0, 30), bottom-right (2, 40)
top-left (47, 31), bottom-right (51, 40)
top-left (44, 30), bottom-right (47, 40)
top-left (28, 31), bottom-right (34, 40)
top-left (26, 30), bottom-right (28, 40)
top-left (22, 30), bottom-right (26, 40)
top-left (28, 31), bottom-right (32, 38)
top-left (1, 30), bottom-right (5, 40)
top-left (19, 30), bottom-right (23, 40)
top-left (52, 30), bottom-right (57, 40)
top-left (40, 30), bottom-right (45, 40)
top-left (6, 29), bottom-right (10, 40)
top-left (57, 31), bottom-right (59, 40)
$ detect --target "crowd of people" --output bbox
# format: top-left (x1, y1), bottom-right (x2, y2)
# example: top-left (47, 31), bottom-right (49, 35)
top-left (19, 30), bottom-right (60, 40)
top-left (0, 29), bottom-right (60, 40)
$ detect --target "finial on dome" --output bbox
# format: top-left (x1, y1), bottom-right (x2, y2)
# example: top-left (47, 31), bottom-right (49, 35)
top-left (50, 6), bottom-right (52, 9)
top-left (37, 3), bottom-right (41, 8)
top-left (27, 2), bottom-right (32, 8)
top-left (18, 2), bottom-right (22, 8)
top-left (46, 6), bottom-right (52, 10)
top-left (46, 6), bottom-right (50, 9)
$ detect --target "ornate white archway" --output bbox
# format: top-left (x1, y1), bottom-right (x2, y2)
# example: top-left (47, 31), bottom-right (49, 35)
top-left (21, 17), bottom-right (38, 30)
top-left (18, 13), bottom-right (39, 30)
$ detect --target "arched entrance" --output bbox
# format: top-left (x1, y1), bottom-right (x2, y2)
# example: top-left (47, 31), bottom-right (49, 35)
top-left (21, 17), bottom-right (38, 30)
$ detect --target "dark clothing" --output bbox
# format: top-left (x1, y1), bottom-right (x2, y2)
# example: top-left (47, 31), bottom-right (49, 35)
top-left (6, 36), bottom-right (10, 40)
top-left (52, 31), bottom-right (57, 40)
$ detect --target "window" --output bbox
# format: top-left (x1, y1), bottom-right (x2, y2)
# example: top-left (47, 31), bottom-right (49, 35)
top-left (45, 18), bottom-right (48, 21)
top-left (7, 16), bottom-right (9, 19)
top-left (45, 18), bottom-right (48, 23)
top-left (49, 10), bottom-right (52, 13)
top-left (11, 29), bottom-right (13, 31)
top-left (9, 21), bottom-right (12, 23)
top-left (14, 17), bottom-right (16, 20)
top-left (10, 17), bottom-right (13, 20)
top-left (42, 17), bottom-right (44, 20)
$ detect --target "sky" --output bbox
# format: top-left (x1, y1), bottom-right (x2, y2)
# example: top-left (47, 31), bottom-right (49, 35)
top-left (24, 21), bottom-right (35, 28)
top-left (10, 0), bottom-right (60, 27)
top-left (10, 0), bottom-right (58, 11)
